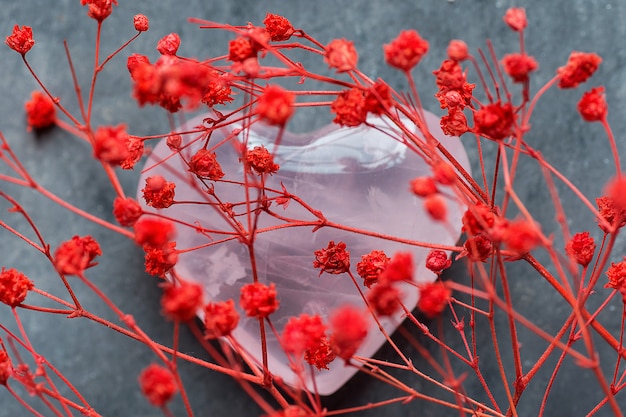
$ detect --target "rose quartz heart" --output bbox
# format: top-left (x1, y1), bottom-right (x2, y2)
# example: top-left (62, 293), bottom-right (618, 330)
top-left (137, 110), bottom-right (470, 395)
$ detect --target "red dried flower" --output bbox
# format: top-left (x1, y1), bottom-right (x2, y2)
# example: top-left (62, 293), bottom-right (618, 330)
top-left (605, 175), bottom-right (626, 216)
top-left (577, 86), bottom-right (607, 122)
top-left (156, 33), bottom-right (180, 56)
top-left (256, 85), bottom-right (295, 125)
top-left (80, 0), bottom-right (118, 22)
top-left (557, 51), bottom-right (602, 89)
top-left (503, 219), bottom-right (542, 255)
top-left (228, 36), bottom-right (256, 62)
top-left (245, 146), bottom-right (280, 175)
top-left (331, 88), bottom-right (367, 127)
top-left (384, 29), bottom-right (429, 72)
top-left (447, 40), bottom-right (468, 61)
top-left (282, 314), bottom-right (326, 355)
top-left (203, 299), bottom-right (239, 339)
top-left (410, 177), bottom-right (438, 197)
top-left (304, 336), bottom-right (336, 370)
top-left (313, 241), bottom-right (350, 276)
top-left (596, 196), bottom-right (626, 233)
top-left (379, 251), bottom-right (413, 284)
top-left (440, 109), bottom-right (469, 136)
top-left (356, 250), bottom-right (391, 288)
top-left (202, 74), bottom-right (234, 108)
top-left (134, 218), bottom-right (176, 249)
top-left (6, 25), bottom-right (34, 55)
top-left (435, 83), bottom-right (475, 110)
top-left (239, 282), bottom-right (279, 318)
top-left (462, 235), bottom-right (493, 262)
top-left (0, 350), bottom-right (11, 385)
top-left (433, 59), bottom-right (465, 90)
top-left (325, 38), bottom-right (358, 73)
top-left (565, 232), bottom-right (596, 267)
top-left (473, 102), bottom-right (515, 141)
top-left (133, 14), bottom-right (149, 32)
top-left (432, 161), bottom-right (456, 185)
top-left (263, 13), bottom-right (295, 42)
top-left (93, 124), bottom-right (131, 166)
top-left (0, 268), bottom-right (34, 307)
top-left (138, 364), bottom-right (177, 407)
top-left (54, 236), bottom-right (102, 275)
top-left (25, 91), bottom-right (56, 130)
top-left (503, 7), bottom-right (527, 32)
top-left (145, 242), bottom-right (178, 278)
top-left (127, 53), bottom-right (151, 78)
top-left (363, 80), bottom-right (393, 115)
top-left (367, 284), bottom-right (400, 316)
top-left (142, 176), bottom-right (176, 209)
top-left (606, 259), bottom-right (626, 289)
top-left (329, 305), bottom-right (368, 361)
top-left (188, 149), bottom-right (224, 181)
top-left (120, 136), bottom-right (145, 170)
top-left (424, 194), bottom-right (447, 222)
top-left (113, 197), bottom-right (143, 227)
top-left (502, 53), bottom-right (538, 83)
top-left (425, 250), bottom-right (452, 274)
top-left (417, 282), bottom-right (451, 318)
top-left (166, 134), bottom-right (182, 151)
top-left (462, 203), bottom-right (497, 236)
top-left (161, 280), bottom-right (203, 322)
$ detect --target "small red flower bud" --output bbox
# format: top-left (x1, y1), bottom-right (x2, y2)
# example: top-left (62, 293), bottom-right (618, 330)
top-left (565, 232), bottom-right (596, 267)
top-left (156, 33), bottom-right (180, 56)
top-left (379, 251), bottom-right (413, 284)
top-left (440, 109), bottom-right (469, 136)
top-left (161, 280), bottom-right (203, 322)
top-left (144, 241), bottom-right (178, 278)
top-left (367, 284), bottom-right (401, 316)
top-left (93, 124), bottom-right (131, 166)
top-left (417, 282), bottom-right (451, 318)
top-left (329, 305), bottom-right (368, 361)
top-left (142, 176), bottom-right (176, 209)
top-left (239, 282), bottom-right (279, 318)
top-left (6, 25), bottom-right (34, 55)
top-left (502, 219), bottom-right (542, 255)
top-left (424, 194), bottom-right (447, 222)
top-left (203, 299), bottom-right (239, 339)
top-left (244, 146), bottom-right (280, 175)
top-left (410, 176), bottom-right (438, 197)
top-left (432, 161), bottom-right (456, 185)
top-left (425, 250), bottom-right (452, 274)
top-left (596, 196), bottom-right (626, 233)
top-left (313, 241), bottom-right (350, 276)
top-left (577, 86), bottom-right (607, 122)
top-left (503, 7), bottom-right (527, 32)
top-left (325, 38), bottom-right (358, 73)
top-left (330, 88), bottom-right (367, 127)
top-left (363, 80), bottom-right (393, 115)
top-left (462, 203), bottom-right (497, 236)
top-left (462, 235), bottom-right (493, 262)
top-left (188, 149), bottom-right (224, 180)
top-left (133, 14), bottom-right (149, 32)
top-left (282, 314), bottom-right (326, 355)
top-left (0, 268), bottom-right (34, 307)
top-left (473, 102), bottom-right (515, 141)
top-left (80, 0), bottom-right (118, 22)
top-left (256, 85), bottom-right (294, 126)
top-left (557, 51), bottom-right (602, 89)
top-left (356, 250), bottom-right (390, 288)
top-left (54, 236), bottom-right (102, 275)
top-left (384, 29), bottom-right (429, 72)
top-left (138, 364), bottom-right (177, 407)
top-left (166, 134), bottom-right (182, 151)
top-left (228, 37), bottom-right (256, 62)
top-left (447, 39), bottom-right (468, 61)
top-left (134, 218), bottom-right (176, 249)
top-left (263, 13), bottom-right (295, 42)
top-left (606, 258), bottom-right (626, 290)
top-left (433, 59), bottom-right (465, 90)
top-left (24, 91), bottom-right (56, 131)
top-left (502, 53), bottom-right (538, 83)
top-left (113, 197), bottom-right (143, 227)
top-left (304, 336), bottom-right (336, 371)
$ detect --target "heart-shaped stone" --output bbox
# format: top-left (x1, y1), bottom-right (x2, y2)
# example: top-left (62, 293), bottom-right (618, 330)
top-left (138, 110), bottom-right (470, 395)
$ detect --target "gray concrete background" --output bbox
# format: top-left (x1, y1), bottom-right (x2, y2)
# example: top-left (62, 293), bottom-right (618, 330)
top-left (1, 0), bottom-right (625, 416)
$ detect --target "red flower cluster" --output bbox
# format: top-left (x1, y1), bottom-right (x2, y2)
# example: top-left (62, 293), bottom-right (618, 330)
top-left (383, 29), bottom-right (429, 72)
top-left (157, 33), bottom-right (180, 56)
top-left (565, 232), bottom-right (596, 267)
top-left (440, 110), bottom-right (469, 137)
top-left (138, 364), bottom-right (177, 407)
top-left (24, 91), bottom-right (56, 130)
top-left (329, 305), bottom-right (368, 361)
top-left (577, 86), bottom-right (607, 122)
top-left (133, 14), bottom-right (149, 32)
top-left (557, 51), bottom-right (602, 89)
top-left (203, 299), bottom-right (239, 339)
top-left (502, 219), bottom-right (542, 255)
top-left (202, 73), bottom-right (234, 108)
top-left (331, 88), bottom-right (367, 127)
top-left (113, 197), bottom-right (143, 227)
top-left (606, 259), bottom-right (626, 290)
top-left (245, 146), bottom-right (280, 175)
top-left (188, 149), bottom-right (224, 181)
top-left (417, 282), bottom-right (451, 318)
top-left (54, 236), bottom-right (102, 276)
top-left (325, 38), bottom-right (358, 73)
top-left (80, 0), bottom-right (118, 22)
top-left (356, 250), bottom-right (391, 288)
top-left (433, 59), bottom-right (474, 137)
top-left (304, 336), bottom-right (336, 371)
top-left (93, 124), bottom-right (131, 166)
top-left (595, 196), bottom-right (626, 233)
top-left (367, 284), bottom-right (400, 316)
top-left (263, 13), bottom-right (295, 42)
top-left (0, 350), bottom-right (11, 385)
top-left (161, 280), bottom-right (203, 322)
top-left (503, 7), bottom-right (527, 32)
top-left (473, 102), bottom-right (515, 141)
top-left (313, 241), bottom-right (350, 276)
top-left (461, 235), bottom-right (493, 263)
top-left (446, 40), bottom-right (468, 61)
top-left (423, 194), bottom-right (447, 222)
top-left (6, 25), bottom-right (34, 55)
top-left (142, 176), bottom-right (176, 209)
top-left (379, 251), bottom-right (413, 284)
top-left (502, 53), bottom-right (538, 83)
top-left (134, 218), bottom-right (176, 249)
top-left (256, 85), bottom-right (294, 125)
top-left (425, 250), bottom-right (452, 274)
top-left (462, 203), bottom-right (497, 236)
top-left (0, 268), bottom-right (34, 307)
top-left (239, 282), bottom-right (279, 318)
top-left (228, 36), bottom-right (258, 63)
top-left (145, 242), bottom-right (178, 278)
top-left (282, 314), bottom-right (326, 355)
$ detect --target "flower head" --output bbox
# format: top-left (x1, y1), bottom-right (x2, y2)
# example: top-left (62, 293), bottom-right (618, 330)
top-left (473, 102), bottom-right (515, 141)
top-left (447, 40), bottom-right (468, 61)
top-left (188, 149), bottom-right (224, 181)
top-left (54, 236), bottom-right (102, 276)
top-left (356, 250), bottom-right (390, 288)
top-left (0, 268), bottom-right (34, 307)
top-left (145, 242), bottom-right (178, 278)
top-left (384, 30), bottom-right (429, 72)
top-left (425, 250), bottom-right (452, 274)
top-left (379, 251), bottom-right (413, 284)
top-left (329, 305), bottom-right (368, 361)
top-left (330, 88), bottom-right (367, 127)
top-left (565, 232), bottom-right (596, 267)
top-left (142, 176), bottom-right (176, 209)
top-left (502, 53), bottom-right (538, 83)
top-left (134, 218), bottom-right (176, 249)
top-left (304, 336), bottom-right (336, 371)
top-left (239, 282), bottom-right (279, 318)
top-left (325, 38), bottom-right (358, 73)
top-left (80, 0), bottom-right (118, 22)
top-left (313, 241), bottom-right (350, 276)
top-left (282, 314), bottom-right (326, 355)
top-left (256, 85), bottom-right (294, 125)
top-left (245, 146), bottom-right (280, 175)
top-left (503, 7), bottom-right (527, 32)
top-left (417, 282), bottom-right (451, 318)
top-left (606, 259), bottom-right (626, 290)
top-left (138, 364), bottom-right (177, 407)
top-left (113, 197), bottom-right (143, 227)
top-left (577, 86), bottom-right (607, 122)
top-left (161, 280), bottom-right (203, 322)
top-left (0, 350), bottom-right (11, 385)
top-left (24, 91), bottom-right (56, 131)
top-left (6, 25), bottom-right (34, 55)
top-left (557, 51), bottom-right (602, 89)
top-left (133, 14), bottom-right (149, 32)
top-left (93, 124), bottom-right (131, 166)
top-left (263, 13), bottom-right (295, 42)
top-left (156, 33), bottom-right (180, 56)
top-left (204, 299), bottom-right (239, 339)
top-left (367, 284), bottom-right (401, 316)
